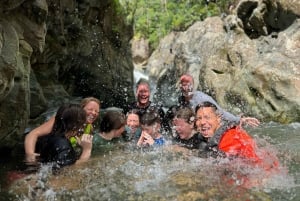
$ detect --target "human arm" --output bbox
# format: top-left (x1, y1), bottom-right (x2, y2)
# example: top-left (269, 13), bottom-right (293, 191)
top-left (24, 116), bottom-right (55, 162)
top-left (192, 91), bottom-right (259, 127)
top-left (239, 116), bottom-right (260, 127)
top-left (76, 134), bottom-right (93, 163)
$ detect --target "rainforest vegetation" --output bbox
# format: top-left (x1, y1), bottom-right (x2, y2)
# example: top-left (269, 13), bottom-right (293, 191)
top-left (119, 0), bottom-right (236, 49)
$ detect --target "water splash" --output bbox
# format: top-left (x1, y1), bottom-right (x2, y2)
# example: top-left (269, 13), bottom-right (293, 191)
top-left (6, 122), bottom-right (300, 200)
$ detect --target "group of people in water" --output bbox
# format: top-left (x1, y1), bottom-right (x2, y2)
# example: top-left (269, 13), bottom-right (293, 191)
top-left (24, 73), bottom-right (279, 173)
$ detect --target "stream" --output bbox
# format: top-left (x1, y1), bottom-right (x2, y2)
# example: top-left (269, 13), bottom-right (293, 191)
top-left (0, 122), bottom-right (299, 201)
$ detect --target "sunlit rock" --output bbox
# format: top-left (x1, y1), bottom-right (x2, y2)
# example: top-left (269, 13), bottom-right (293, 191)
top-left (149, 0), bottom-right (300, 123)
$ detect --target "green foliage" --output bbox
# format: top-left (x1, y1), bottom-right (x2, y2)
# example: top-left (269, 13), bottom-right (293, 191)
top-left (119, 0), bottom-right (233, 49)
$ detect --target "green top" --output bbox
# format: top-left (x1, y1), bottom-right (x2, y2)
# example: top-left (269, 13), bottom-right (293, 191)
top-left (70, 123), bottom-right (94, 148)
top-left (92, 133), bottom-right (124, 154)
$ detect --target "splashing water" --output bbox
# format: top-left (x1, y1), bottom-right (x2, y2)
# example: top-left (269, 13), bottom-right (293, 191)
top-left (2, 122), bottom-right (299, 200)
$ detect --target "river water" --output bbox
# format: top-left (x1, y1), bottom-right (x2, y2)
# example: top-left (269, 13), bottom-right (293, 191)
top-left (0, 122), bottom-right (299, 201)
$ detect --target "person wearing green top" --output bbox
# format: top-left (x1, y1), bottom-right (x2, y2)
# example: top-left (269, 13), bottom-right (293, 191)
top-left (93, 110), bottom-right (126, 153)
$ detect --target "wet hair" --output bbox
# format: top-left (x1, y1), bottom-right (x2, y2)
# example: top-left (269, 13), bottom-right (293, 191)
top-left (126, 109), bottom-right (140, 120)
top-left (174, 106), bottom-right (195, 124)
top-left (99, 111), bottom-right (126, 133)
top-left (140, 110), bottom-right (161, 126)
top-left (51, 104), bottom-right (70, 135)
top-left (51, 104), bottom-right (86, 136)
top-left (80, 97), bottom-right (101, 108)
top-left (136, 78), bottom-right (150, 91)
top-left (195, 101), bottom-right (219, 115)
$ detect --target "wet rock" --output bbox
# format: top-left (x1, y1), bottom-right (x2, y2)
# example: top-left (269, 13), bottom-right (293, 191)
top-left (0, 0), bottom-right (134, 149)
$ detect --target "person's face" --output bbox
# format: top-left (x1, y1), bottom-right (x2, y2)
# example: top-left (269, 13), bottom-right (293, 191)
top-left (141, 123), bottom-right (159, 137)
top-left (172, 118), bottom-right (194, 140)
top-left (136, 84), bottom-right (150, 106)
top-left (195, 107), bottom-right (221, 138)
top-left (126, 113), bottom-right (140, 133)
top-left (180, 81), bottom-right (193, 97)
top-left (83, 101), bottom-right (100, 124)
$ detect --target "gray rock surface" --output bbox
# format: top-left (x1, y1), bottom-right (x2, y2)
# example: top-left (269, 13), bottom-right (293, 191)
top-left (147, 0), bottom-right (300, 123)
top-left (0, 0), bottom-right (134, 149)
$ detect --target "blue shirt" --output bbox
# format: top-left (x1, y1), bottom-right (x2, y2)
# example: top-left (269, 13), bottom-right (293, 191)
top-left (154, 137), bottom-right (165, 146)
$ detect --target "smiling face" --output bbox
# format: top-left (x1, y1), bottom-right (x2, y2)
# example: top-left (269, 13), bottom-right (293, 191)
top-left (126, 113), bottom-right (140, 133)
top-left (195, 106), bottom-right (221, 139)
top-left (180, 81), bottom-right (193, 97)
top-left (83, 101), bottom-right (100, 124)
top-left (172, 118), bottom-right (194, 140)
top-left (136, 83), bottom-right (150, 107)
top-left (179, 74), bottom-right (194, 97)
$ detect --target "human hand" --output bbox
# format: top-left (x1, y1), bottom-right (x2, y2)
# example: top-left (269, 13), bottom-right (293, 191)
top-left (76, 134), bottom-right (93, 150)
top-left (137, 131), bottom-right (154, 146)
top-left (141, 132), bottom-right (155, 146)
top-left (239, 117), bottom-right (260, 127)
top-left (76, 134), bottom-right (93, 162)
top-left (25, 153), bottom-right (40, 164)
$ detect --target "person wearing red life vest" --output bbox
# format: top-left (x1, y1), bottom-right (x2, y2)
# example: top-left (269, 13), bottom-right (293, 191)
top-left (195, 101), bottom-right (279, 170)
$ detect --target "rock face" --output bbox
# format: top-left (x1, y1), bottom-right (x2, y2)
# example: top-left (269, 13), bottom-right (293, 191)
top-left (131, 38), bottom-right (150, 66)
top-left (148, 0), bottom-right (300, 123)
top-left (0, 0), bottom-right (134, 149)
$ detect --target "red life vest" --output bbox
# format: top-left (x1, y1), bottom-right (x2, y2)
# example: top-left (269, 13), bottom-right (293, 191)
top-left (218, 127), bottom-right (279, 170)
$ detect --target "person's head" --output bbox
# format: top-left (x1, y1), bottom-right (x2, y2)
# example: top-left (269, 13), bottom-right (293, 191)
top-left (100, 111), bottom-right (126, 138)
top-left (52, 104), bottom-right (86, 136)
top-left (135, 78), bottom-right (151, 107)
top-left (172, 107), bottom-right (195, 140)
top-left (179, 74), bottom-right (194, 97)
top-left (126, 109), bottom-right (141, 133)
top-left (81, 97), bottom-right (100, 124)
top-left (140, 110), bottom-right (161, 137)
top-left (195, 102), bottom-right (222, 139)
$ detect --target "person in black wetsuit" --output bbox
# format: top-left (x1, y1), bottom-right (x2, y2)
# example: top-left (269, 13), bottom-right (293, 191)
top-left (38, 104), bottom-right (93, 169)
top-left (123, 78), bottom-right (168, 131)
top-left (171, 106), bottom-right (200, 149)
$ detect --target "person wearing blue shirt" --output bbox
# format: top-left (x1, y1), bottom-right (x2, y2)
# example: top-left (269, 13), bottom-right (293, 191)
top-left (137, 109), bottom-right (165, 147)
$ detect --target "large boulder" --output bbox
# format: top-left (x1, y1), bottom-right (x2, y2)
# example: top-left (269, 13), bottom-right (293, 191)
top-left (0, 0), bottom-right (134, 150)
top-left (148, 0), bottom-right (300, 123)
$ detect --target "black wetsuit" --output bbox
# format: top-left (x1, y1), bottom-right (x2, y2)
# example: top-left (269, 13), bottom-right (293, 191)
top-left (174, 134), bottom-right (201, 150)
top-left (38, 134), bottom-right (77, 168)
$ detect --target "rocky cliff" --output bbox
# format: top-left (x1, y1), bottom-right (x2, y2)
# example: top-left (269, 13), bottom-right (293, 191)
top-left (0, 0), bottom-right (134, 150)
top-left (147, 0), bottom-right (300, 123)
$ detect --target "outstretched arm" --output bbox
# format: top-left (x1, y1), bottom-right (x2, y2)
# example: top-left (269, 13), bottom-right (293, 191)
top-left (193, 92), bottom-right (260, 127)
top-left (239, 116), bottom-right (260, 127)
